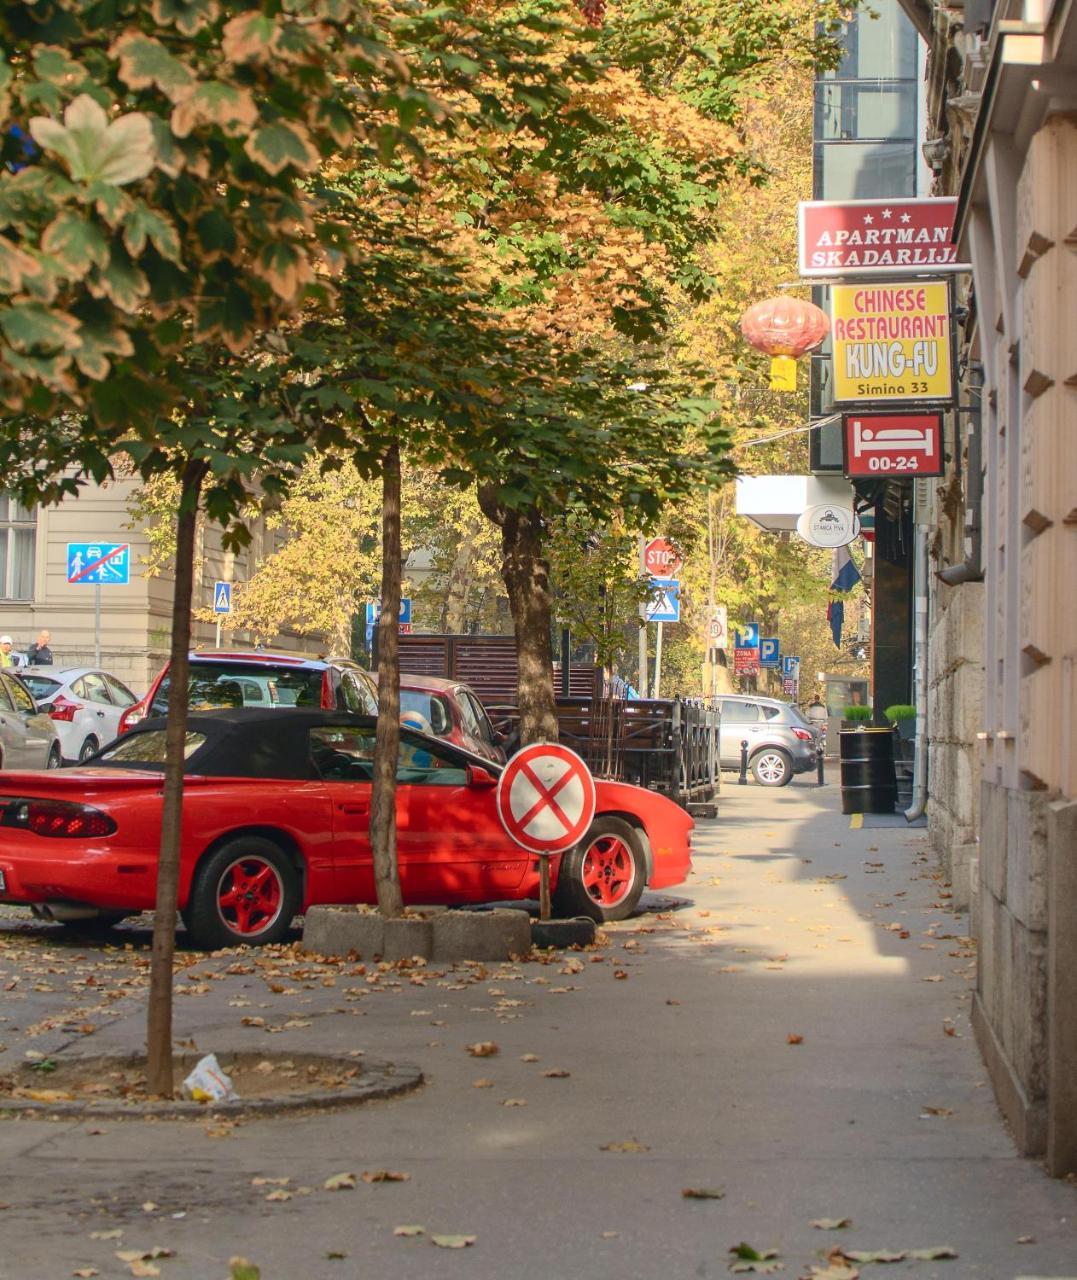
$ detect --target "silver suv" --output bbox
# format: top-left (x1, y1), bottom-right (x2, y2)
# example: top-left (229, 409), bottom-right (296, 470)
top-left (717, 695), bottom-right (820, 786)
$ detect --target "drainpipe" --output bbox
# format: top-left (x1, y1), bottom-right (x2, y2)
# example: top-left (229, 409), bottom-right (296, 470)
top-left (904, 509), bottom-right (930, 823)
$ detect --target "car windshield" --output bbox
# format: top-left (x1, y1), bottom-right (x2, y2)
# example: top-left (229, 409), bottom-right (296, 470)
top-left (400, 690), bottom-right (452, 736)
top-left (151, 662), bottom-right (325, 715)
top-left (21, 674), bottom-right (61, 701)
top-left (96, 730), bottom-right (207, 765)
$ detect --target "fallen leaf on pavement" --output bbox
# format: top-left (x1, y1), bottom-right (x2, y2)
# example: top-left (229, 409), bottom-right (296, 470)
top-left (116, 1249), bottom-right (173, 1263)
top-left (472, 1078), bottom-right (494, 1088)
top-left (90, 1230), bottom-right (123, 1240)
top-left (919, 1106), bottom-right (953, 1118)
top-left (264, 1189), bottom-right (292, 1202)
top-left (1016, 1235), bottom-right (1035, 1244)
top-left (728, 1242), bottom-right (783, 1273)
top-left (801, 1263), bottom-right (859, 1280)
top-left (681, 1187), bottom-right (725, 1200)
top-left (431, 1235), bottom-right (476, 1249)
top-left (520, 1053), bottom-right (539, 1062)
top-left (325, 1250), bottom-right (348, 1259)
top-left (323, 1173), bottom-right (357, 1191)
top-left (361, 1170), bottom-right (410, 1183)
top-left (501, 1098), bottom-right (526, 1107)
top-left (73, 1270), bottom-right (99, 1278)
top-left (229, 1260), bottom-right (260, 1280)
top-left (393, 1225), bottom-right (425, 1238)
top-left (466, 1042), bottom-right (498, 1057)
top-left (843, 1250), bottom-right (906, 1263)
top-left (922, 976), bottom-right (943, 983)
top-left (906, 1247), bottom-right (957, 1260)
top-left (787, 1034), bottom-right (804, 1045)
top-left (543, 1068), bottom-right (570, 1078)
top-left (251, 1177), bottom-right (290, 1187)
top-left (600, 1140), bottom-right (649, 1153)
top-left (811, 1218), bottom-right (852, 1230)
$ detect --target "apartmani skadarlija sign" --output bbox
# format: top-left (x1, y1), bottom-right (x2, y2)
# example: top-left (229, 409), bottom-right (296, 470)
top-left (798, 198), bottom-right (967, 277)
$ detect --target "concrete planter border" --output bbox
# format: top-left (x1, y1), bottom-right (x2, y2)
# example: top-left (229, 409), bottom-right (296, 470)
top-left (0, 1050), bottom-right (422, 1120)
top-left (302, 905), bottom-right (533, 962)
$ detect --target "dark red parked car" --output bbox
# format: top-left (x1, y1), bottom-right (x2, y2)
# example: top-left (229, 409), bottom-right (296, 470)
top-left (399, 673), bottom-right (507, 764)
top-left (118, 650), bottom-right (378, 734)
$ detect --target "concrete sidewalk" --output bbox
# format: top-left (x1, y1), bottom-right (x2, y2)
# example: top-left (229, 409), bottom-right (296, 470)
top-left (1, 779), bottom-right (1075, 1279)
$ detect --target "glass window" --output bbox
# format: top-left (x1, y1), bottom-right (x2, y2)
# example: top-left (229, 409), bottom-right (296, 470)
top-left (721, 701), bottom-right (760, 723)
top-left (0, 677), bottom-right (13, 711)
top-left (5, 674), bottom-right (36, 713)
top-left (103, 675), bottom-right (137, 707)
top-left (397, 732), bottom-right (468, 787)
top-left (815, 142), bottom-right (916, 200)
top-left (21, 674), bottom-right (60, 702)
top-left (152, 661), bottom-right (326, 715)
top-left (98, 730), bottom-right (206, 764)
top-left (0, 497), bottom-right (36, 601)
top-left (400, 689), bottom-right (452, 736)
top-left (81, 672), bottom-right (112, 703)
top-left (456, 691), bottom-right (482, 736)
top-left (761, 704), bottom-right (782, 720)
top-left (310, 726), bottom-right (376, 782)
top-left (341, 671), bottom-right (377, 715)
top-left (815, 83), bottom-right (916, 141)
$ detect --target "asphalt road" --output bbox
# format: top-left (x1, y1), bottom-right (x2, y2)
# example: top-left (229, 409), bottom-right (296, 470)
top-left (1, 778), bottom-right (1075, 1280)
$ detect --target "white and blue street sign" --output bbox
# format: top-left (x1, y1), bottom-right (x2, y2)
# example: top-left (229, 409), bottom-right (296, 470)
top-left (67, 542), bottom-right (130, 586)
top-left (760, 637), bottom-right (781, 668)
top-left (782, 655), bottom-right (800, 677)
top-left (213, 581), bottom-right (232, 614)
top-left (734, 622), bottom-right (760, 649)
top-left (366, 598), bottom-right (412, 627)
top-left (645, 577), bottom-right (680, 623)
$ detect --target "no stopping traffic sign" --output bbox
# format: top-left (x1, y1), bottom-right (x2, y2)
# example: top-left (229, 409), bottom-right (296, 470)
top-left (495, 743), bottom-right (597, 855)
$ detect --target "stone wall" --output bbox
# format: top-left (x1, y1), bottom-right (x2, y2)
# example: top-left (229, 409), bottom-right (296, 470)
top-left (927, 580), bottom-right (984, 911)
top-left (974, 783), bottom-right (1050, 1155)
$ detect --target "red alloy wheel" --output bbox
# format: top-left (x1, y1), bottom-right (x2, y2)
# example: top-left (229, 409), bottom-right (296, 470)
top-left (580, 834), bottom-right (634, 908)
top-left (215, 856), bottom-right (285, 937)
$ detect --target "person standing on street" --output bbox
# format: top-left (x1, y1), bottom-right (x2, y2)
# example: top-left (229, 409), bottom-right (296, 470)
top-left (0, 635), bottom-right (23, 668)
top-left (26, 629), bottom-right (53, 665)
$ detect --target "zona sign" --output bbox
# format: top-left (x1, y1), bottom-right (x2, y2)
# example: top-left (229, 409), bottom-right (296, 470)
top-left (495, 743), bottom-right (597, 855)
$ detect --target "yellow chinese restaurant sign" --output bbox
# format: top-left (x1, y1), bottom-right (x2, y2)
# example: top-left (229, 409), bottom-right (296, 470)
top-left (831, 281), bottom-right (953, 404)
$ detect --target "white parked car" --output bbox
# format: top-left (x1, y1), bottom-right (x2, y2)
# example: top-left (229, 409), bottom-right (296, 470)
top-left (20, 667), bottom-right (139, 764)
top-left (0, 669), bottom-right (61, 770)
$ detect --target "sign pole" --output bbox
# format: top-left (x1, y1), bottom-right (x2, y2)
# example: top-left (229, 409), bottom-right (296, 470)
top-left (94, 582), bottom-right (101, 668)
top-left (637, 534), bottom-right (648, 697)
top-left (215, 618), bottom-right (222, 649)
top-left (653, 620), bottom-right (664, 699)
top-left (538, 856), bottom-right (551, 921)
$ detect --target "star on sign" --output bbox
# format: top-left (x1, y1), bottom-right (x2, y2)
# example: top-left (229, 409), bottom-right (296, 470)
top-left (881, 208), bottom-right (893, 219)
top-left (863, 214), bottom-right (874, 225)
top-left (900, 212), bottom-right (912, 223)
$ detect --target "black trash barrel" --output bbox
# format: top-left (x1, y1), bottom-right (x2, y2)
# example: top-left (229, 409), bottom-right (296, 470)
top-left (839, 728), bottom-right (897, 815)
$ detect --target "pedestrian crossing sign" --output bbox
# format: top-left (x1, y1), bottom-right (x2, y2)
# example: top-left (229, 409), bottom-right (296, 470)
top-left (214, 581), bottom-right (232, 614)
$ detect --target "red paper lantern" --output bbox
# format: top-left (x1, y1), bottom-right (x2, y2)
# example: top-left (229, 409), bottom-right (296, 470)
top-left (739, 296), bottom-right (830, 391)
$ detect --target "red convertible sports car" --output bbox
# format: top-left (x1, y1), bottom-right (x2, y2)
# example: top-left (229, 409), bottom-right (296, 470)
top-left (0, 709), bottom-right (693, 949)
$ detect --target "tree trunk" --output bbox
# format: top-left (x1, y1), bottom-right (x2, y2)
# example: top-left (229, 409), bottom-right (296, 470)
top-left (146, 458), bottom-right (207, 1097)
top-left (499, 503), bottom-right (558, 745)
top-left (370, 442), bottom-right (405, 917)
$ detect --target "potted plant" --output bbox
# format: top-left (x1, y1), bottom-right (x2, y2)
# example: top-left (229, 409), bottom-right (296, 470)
top-left (838, 704), bottom-right (897, 816)
top-left (884, 704), bottom-right (917, 740)
top-left (842, 704), bottom-right (873, 730)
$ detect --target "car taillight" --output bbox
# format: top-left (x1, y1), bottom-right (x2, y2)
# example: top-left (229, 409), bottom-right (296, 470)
top-left (792, 727), bottom-right (814, 742)
top-left (48, 697), bottom-right (83, 723)
top-left (118, 703), bottom-right (147, 733)
top-left (0, 798), bottom-right (117, 838)
top-left (321, 672), bottom-right (334, 710)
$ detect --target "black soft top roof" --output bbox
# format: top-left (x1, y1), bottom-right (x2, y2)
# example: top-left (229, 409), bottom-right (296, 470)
top-left (108, 709), bottom-right (498, 779)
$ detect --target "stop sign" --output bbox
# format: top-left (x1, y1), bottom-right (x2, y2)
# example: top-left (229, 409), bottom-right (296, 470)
top-left (644, 537), bottom-right (683, 577)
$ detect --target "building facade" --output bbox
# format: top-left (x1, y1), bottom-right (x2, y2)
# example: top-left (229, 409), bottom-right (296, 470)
top-left (906, 0), bottom-right (1077, 1174)
top-left (0, 477), bottom-right (311, 693)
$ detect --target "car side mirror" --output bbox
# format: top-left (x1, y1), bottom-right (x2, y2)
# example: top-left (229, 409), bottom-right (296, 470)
top-left (466, 764), bottom-right (498, 788)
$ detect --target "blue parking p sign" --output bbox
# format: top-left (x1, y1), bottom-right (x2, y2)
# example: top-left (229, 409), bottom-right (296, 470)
top-left (782, 655), bottom-right (799, 677)
top-left (734, 622), bottom-right (760, 649)
top-left (760, 637), bottom-right (781, 668)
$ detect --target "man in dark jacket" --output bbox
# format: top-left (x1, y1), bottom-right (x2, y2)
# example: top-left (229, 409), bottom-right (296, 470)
top-left (26, 629), bottom-right (53, 666)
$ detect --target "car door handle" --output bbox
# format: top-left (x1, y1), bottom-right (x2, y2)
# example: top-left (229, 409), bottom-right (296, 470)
top-left (96, 710), bottom-right (106, 717)
top-left (338, 803), bottom-right (369, 815)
